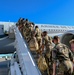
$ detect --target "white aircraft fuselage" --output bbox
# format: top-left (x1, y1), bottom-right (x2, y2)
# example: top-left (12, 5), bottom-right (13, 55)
top-left (0, 22), bottom-right (74, 36)
top-left (36, 24), bottom-right (74, 36)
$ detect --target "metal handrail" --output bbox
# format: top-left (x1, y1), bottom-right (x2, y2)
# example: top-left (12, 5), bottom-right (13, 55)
top-left (14, 62), bottom-right (22, 75)
top-left (10, 62), bottom-right (22, 75)
top-left (14, 26), bottom-right (41, 75)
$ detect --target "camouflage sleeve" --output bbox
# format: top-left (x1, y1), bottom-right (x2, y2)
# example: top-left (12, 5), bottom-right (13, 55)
top-left (35, 29), bottom-right (38, 34)
top-left (42, 37), bottom-right (45, 45)
top-left (48, 36), bottom-right (52, 44)
top-left (68, 49), bottom-right (74, 61)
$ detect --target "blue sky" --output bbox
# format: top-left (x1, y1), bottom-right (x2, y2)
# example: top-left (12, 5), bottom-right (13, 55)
top-left (0, 0), bottom-right (74, 25)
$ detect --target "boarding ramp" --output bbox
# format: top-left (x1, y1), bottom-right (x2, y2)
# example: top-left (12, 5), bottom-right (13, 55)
top-left (9, 26), bottom-right (41, 75)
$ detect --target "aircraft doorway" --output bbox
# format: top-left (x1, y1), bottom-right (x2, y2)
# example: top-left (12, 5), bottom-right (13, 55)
top-left (0, 25), bottom-right (4, 35)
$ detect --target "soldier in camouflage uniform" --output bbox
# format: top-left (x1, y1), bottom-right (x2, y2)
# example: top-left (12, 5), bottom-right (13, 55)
top-left (35, 26), bottom-right (42, 54)
top-left (22, 19), bottom-right (35, 41)
top-left (22, 19), bottom-right (30, 39)
top-left (42, 31), bottom-right (53, 75)
top-left (69, 39), bottom-right (74, 55)
top-left (17, 18), bottom-right (24, 26)
top-left (69, 39), bottom-right (74, 74)
top-left (26, 23), bottom-right (34, 42)
top-left (17, 18), bottom-right (25, 35)
top-left (52, 36), bottom-right (74, 75)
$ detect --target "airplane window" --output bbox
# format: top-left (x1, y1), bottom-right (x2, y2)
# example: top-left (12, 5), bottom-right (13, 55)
top-left (61, 26), bottom-right (66, 28)
top-left (54, 26), bottom-right (57, 28)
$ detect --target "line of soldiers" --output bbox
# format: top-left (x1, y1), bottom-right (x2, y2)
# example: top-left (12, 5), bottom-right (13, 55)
top-left (16, 18), bottom-right (74, 75)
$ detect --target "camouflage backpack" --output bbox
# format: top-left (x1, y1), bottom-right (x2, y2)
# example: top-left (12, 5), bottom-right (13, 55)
top-left (38, 55), bottom-right (48, 72)
top-left (29, 37), bottom-right (39, 51)
top-left (56, 44), bottom-right (70, 60)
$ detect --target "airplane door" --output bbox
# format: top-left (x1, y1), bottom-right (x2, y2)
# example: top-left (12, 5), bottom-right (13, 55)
top-left (0, 25), bottom-right (4, 35)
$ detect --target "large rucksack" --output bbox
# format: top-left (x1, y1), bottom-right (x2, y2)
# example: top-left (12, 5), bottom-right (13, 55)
top-left (29, 37), bottom-right (39, 51)
top-left (55, 44), bottom-right (70, 60)
top-left (37, 55), bottom-right (48, 72)
top-left (35, 28), bottom-right (41, 37)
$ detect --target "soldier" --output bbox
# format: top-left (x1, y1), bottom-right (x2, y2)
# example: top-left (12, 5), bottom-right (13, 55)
top-left (69, 39), bottom-right (74, 73)
top-left (18, 18), bottom-right (25, 35)
top-left (52, 36), bottom-right (74, 75)
top-left (29, 31), bottom-right (39, 52)
top-left (69, 39), bottom-right (74, 55)
top-left (24, 19), bottom-right (30, 27)
top-left (42, 31), bottom-right (53, 75)
top-left (31, 22), bottom-right (35, 28)
top-left (22, 19), bottom-right (30, 39)
top-left (26, 23), bottom-right (34, 42)
top-left (35, 26), bottom-right (42, 54)
top-left (18, 18), bottom-right (25, 26)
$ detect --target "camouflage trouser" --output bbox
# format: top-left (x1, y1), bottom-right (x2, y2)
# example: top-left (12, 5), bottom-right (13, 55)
top-left (36, 37), bottom-right (42, 54)
top-left (23, 31), bottom-right (31, 42)
top-left (36, 37), bottom-right (42, 47)
top-left (23, 32), bottom-right (26, 39)
top-left (56, 60), bottom-right (73, 75)
top-left (44, 54), bottom-right (52, 75)
top-left (26, 34), bottom-right (32, 42)
top-left (23, 29), bottom-right (27, 39)
top-left (56, 61), bottom-right (65, 75)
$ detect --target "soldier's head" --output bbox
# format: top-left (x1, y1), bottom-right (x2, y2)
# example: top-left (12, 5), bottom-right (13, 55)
top-left (19, 18), bottom-right (24, 21)
top-left (35, 26), bottom-right (38, 29)
top-left (43, 31), bottom-right (48, 36)
top-left (30, 23), bottom-right (34, 27)
top-left (22, 18), bottom-right (25, 20)
top-left (31, 22), bottom-right (35, 27)
top-left (52, 36), bottom-right (60, 44)
top-left (69, 39), bottom-right (74, 52)
top-left (25, 19), bottom-right (28, 22)
top-left (29, 23), bottom-right (33, 28)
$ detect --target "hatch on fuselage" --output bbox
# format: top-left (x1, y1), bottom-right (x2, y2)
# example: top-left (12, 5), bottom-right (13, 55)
top-left (0, 25), bottom-right (4, 35)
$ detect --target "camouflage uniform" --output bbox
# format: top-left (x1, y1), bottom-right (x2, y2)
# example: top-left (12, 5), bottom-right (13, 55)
top-left (18, 18), bottom-right (25, 35)
top-left (22, 21), bottom-right (30, 39)
top-left (42, 35), bottom-right (52, 56)
top-left (69, 39), bottom-right (74, 55)
top-left (42, 35), bottom-right (53, 75)
top-left (69, 39), bottom-right (74, 74)
top-left (26, 24), bottom-right (34, 42)
top-left (35, 28), bottom-right (42, 53)
top-left (52, 43), bottom-right (74, 75)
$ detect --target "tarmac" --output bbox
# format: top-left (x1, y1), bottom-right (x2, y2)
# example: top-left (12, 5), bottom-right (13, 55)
top-left (0, 36), bottom-right (16, 54)
top-left (0, 35), bottom-right (15, 75)
top-left (0, 58), bottom-right (10, 75)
